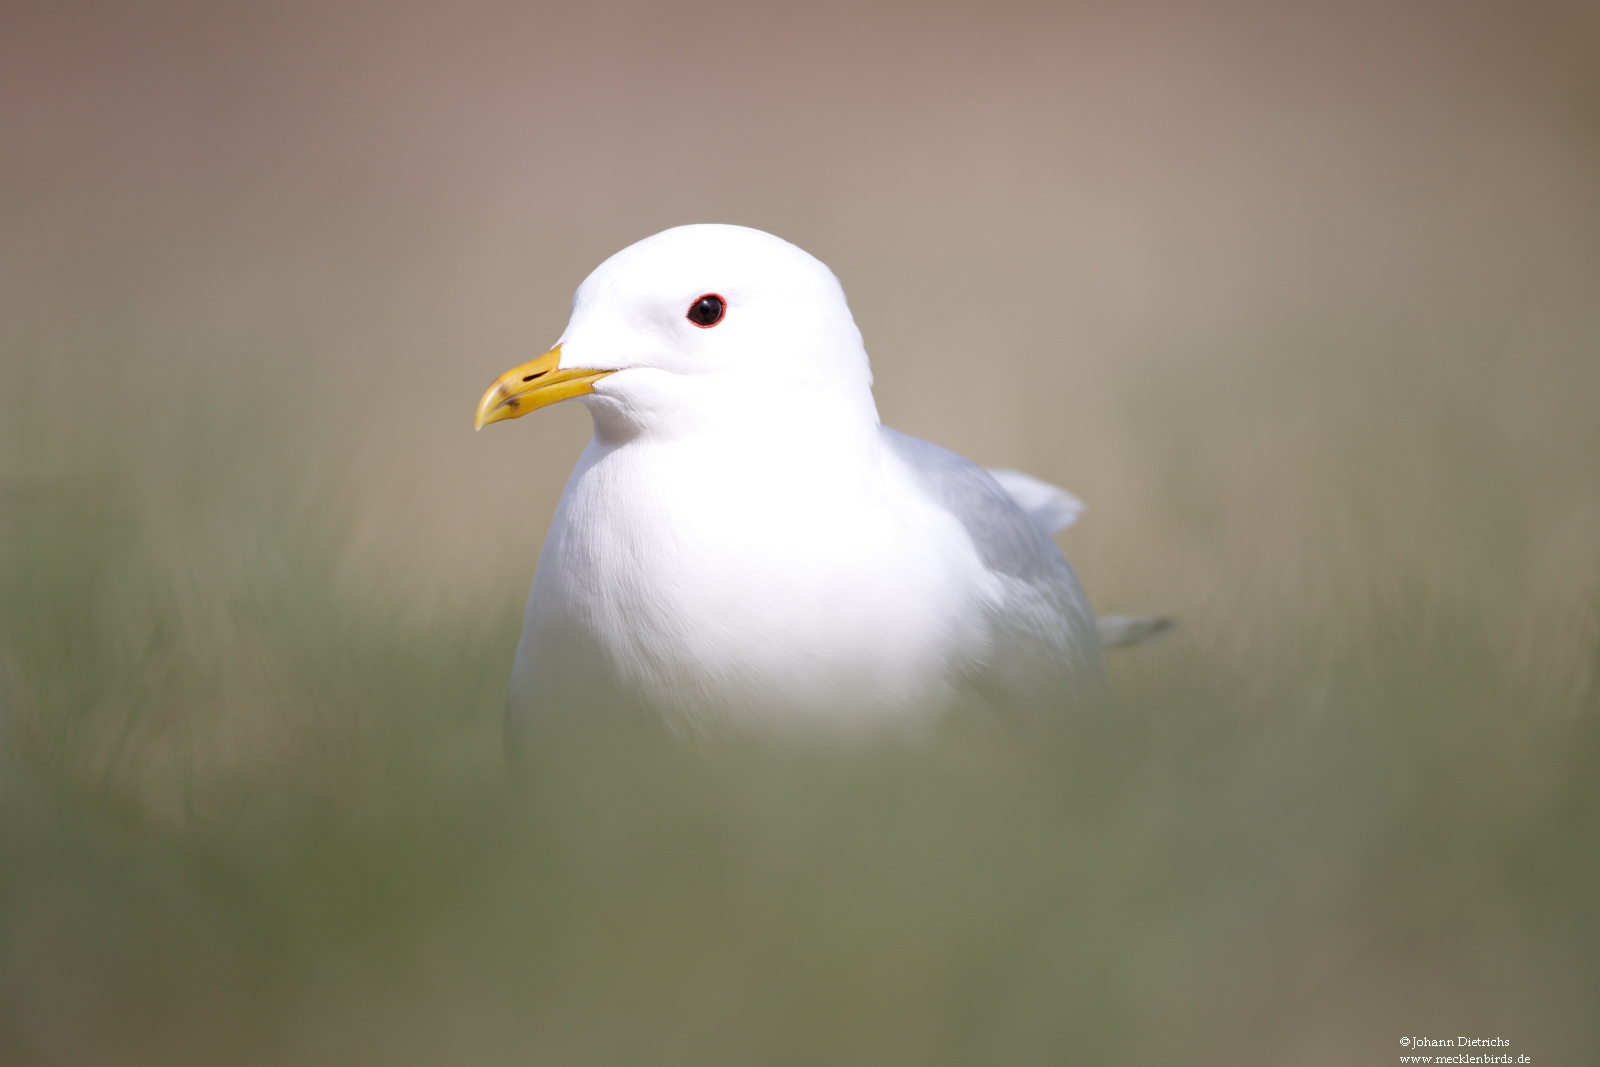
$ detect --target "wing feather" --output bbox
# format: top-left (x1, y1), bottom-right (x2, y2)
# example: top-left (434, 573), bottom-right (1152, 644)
top-left (879, 427), bottom-right (1103, 709)
top-left (983, 468), bottom-right (1085, 534)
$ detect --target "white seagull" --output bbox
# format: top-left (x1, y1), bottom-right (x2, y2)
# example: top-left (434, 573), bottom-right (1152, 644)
top-left (476, 225), bottom-right (1151, 740)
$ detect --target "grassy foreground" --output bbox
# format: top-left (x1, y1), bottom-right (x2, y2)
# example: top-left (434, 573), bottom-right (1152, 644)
top-left (1, 415), bottom-right (1596, 1065)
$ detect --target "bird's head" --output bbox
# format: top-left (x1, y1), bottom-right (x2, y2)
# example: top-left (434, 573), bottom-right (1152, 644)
top-left (474, 224), bottom-right (877, 443)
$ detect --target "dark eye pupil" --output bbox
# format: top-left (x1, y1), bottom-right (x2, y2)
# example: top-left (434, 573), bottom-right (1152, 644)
top-left (687, 294), bottom-right (725, 327)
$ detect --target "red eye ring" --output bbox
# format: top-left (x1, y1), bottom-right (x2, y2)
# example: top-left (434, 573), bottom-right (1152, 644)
top-left (687, 293), bottom-right (726, 328)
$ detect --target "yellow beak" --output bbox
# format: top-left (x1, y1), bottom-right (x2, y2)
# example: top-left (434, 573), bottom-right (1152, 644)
top-left (474, 345), bottom-right (615, 430)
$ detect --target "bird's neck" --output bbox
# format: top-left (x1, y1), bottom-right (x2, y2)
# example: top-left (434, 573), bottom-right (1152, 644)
top-left (582, 374), bottom-right (882, 459)
top-left (574, 397), bottom-right (890, 517)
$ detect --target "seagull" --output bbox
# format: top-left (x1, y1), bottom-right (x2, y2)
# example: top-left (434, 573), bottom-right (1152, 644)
top-left (475, 224), bottom-right (1160, 740)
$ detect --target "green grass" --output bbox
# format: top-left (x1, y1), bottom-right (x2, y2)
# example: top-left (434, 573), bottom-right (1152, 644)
top-left (2, 431), bottom-right (1596, 1065)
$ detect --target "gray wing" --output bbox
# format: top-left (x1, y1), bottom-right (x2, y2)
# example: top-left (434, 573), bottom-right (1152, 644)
top-left (983, 468), bottom-right (1085, 533)
top-left (880, 427), bottom-right (1104, 712)
top-left (982, 470), bottom-right (1178, 651)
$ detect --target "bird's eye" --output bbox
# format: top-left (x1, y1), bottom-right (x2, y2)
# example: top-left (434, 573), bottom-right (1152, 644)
top-left (687, 294), bottom-right (726, 328)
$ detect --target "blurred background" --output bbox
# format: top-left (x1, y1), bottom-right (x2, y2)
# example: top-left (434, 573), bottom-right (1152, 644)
top-left (2, 0), bottom-right (1597, 1063)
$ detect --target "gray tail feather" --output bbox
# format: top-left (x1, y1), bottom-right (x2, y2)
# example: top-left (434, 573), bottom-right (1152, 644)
top-left (1097, 614), bottom-right (1179, 650)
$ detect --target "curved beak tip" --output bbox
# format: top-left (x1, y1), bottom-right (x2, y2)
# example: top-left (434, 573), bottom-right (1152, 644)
top-left (474, 344), bottom-right (612, 432)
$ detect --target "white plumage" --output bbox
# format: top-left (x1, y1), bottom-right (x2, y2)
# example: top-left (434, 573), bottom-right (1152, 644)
top-left (478, 224), bottom-right (1107, 739)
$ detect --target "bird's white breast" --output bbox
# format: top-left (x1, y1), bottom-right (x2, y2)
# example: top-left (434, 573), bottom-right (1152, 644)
top-left (510, 425), bottom-right (996, 729)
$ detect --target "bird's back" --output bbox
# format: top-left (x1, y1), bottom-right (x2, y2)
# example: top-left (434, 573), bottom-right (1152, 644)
top-left (879, 427), bottom-right (1105, 716)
